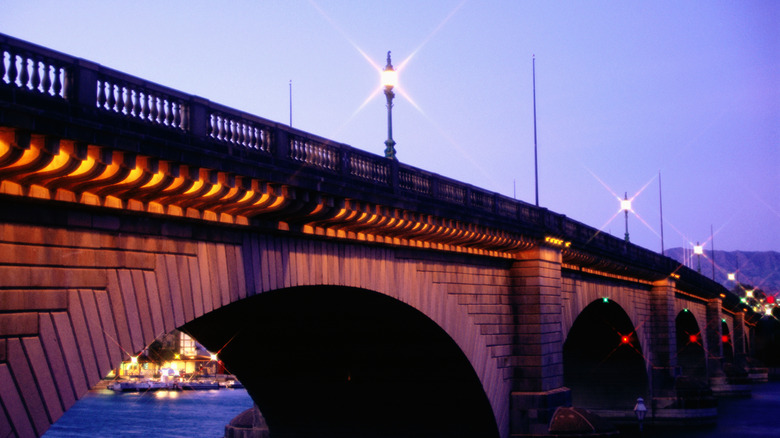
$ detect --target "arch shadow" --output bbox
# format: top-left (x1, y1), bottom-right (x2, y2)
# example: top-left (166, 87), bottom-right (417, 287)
top-left (182, 285), bottom-right (499, 438)
top-left (563, 298), bottom-right (648, 410)
top-left (675, 310), bottom-right (706, 379)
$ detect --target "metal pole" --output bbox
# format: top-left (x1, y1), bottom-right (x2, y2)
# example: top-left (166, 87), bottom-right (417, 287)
top-left (624, 192), bottom-right (630, 243)
top-left (697, 241), bottom-right (702, 273)
top-left (659, 172), bottom-right (665, 255)
top-left (532, 55), bottom-right (539, 206)
top-left (711, 225), bottom-right (716, 280)
top-left (384, 51), bottom-right (396, 160)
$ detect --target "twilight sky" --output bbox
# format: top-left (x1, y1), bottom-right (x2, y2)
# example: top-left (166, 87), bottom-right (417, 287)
top-left (2, 1), bottom-right (778, 253)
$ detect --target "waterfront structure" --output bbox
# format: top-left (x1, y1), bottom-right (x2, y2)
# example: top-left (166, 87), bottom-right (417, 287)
top-left (0, 34), bottom-right (763, 437)
top-left (107, 330), bottom-right (218, 380)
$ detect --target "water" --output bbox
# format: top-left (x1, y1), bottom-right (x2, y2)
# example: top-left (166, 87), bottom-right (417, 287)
top-left (44, 389), bottom-right (253, 437)
top-left (636, 381), bottom-right (780, 438)
top-left (44, 382), bottom-right (780, 437)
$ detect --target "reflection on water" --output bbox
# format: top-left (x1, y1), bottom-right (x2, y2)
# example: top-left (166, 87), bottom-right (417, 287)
top-left (44, 381), bottom-right (780, 437)
top-left (44, 389), bottom-right (253, 437)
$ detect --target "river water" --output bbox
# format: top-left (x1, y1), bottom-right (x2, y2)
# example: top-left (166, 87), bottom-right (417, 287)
top-left (44, 388), bottom-right (253, 437)
top-left (44, 382), bottom-right (780, 437)
top-left (643, 380), bottom-right (780, 438)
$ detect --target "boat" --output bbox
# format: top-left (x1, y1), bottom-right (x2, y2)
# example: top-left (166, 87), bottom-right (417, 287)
top-left (108, 380), bottom-right (151, 392)
top-left (179, 380), bottom-right (220, 390)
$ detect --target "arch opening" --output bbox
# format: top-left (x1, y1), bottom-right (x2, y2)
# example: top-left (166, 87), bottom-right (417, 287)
top-left (182, 286), bottom-right (499, 438)
top-left (754, 316), bottom-right (780, 367)
top-left (563, 299), bottom-right (648, 410)
top-left (721, 320), bottom-right (734, 364)
top-left (675, 310), bottom-right (706, 379)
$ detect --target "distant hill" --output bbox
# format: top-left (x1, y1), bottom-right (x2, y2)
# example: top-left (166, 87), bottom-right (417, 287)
top-left (664, 248), bottom-right (780, 295)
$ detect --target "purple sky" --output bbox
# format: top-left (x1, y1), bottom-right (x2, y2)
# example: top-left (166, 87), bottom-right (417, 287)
top-left (2, 1), bottom-right (778, 253)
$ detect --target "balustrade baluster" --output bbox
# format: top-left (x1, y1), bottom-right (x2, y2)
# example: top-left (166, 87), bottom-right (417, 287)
top-left (7, 52), bottom-right (18, 86)
top-left (127, 88), bottom-right (135, 115)
top-left (19, 56), bottom-right (30, 89)
top-left (265, 130), bottom-right (272, 152)
top-left (96, 80), bottom-right (106, 109)
top-left (247, 127), bottom-right (256, 149)
top-left (157, 97), bottom-right (164, 123)
top-left (107, 83), bottom-right (117, 111)
top-left (129, 90), bottom-right (137, 117)
top-left (150, 95), bottom-right (158, 122)
top-left (0, 51), bottom-right (6, 84)
top-left (164, 100), bottom-right (172, 125)
top-left (292, 139), bottom-right (300, 160)
top-left (217, 115), bottom-right (224, 138)
top-left (138, 92), bottom-right (148, 119)
top-left (115, 86), bottom-right (123, 113)
top-left (207, 114), bottom-right (215, 137)
top-left (173, 102), bottom-right (181, 128)
top-left (116, 85), bottom-right (123, 112)
top-left (121, 87), bottom-right (129, 114)
top-left (54, 66), bottom-right (65, 98)
top-left (42, 64), bottom-right (52, 95)
top-left (30, 59), bottom-right (41, 92)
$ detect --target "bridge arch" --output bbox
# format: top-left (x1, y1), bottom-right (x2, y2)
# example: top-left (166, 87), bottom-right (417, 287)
top-left (0, 204), bottom-right (509, 436)
top-left (562, 298), bottom-right (648, 410)
top-left (721, 320), bottom-right (734, 363)
top-left (754, 315), bottom-right (780, 366)
top-left (182, 285), bottom-right (498, 437)
top-left (675, 309), bottom-right (706, 378)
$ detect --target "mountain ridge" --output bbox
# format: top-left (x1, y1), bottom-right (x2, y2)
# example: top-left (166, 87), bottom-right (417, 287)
top-left (664, 248), bottom-right (780, 295)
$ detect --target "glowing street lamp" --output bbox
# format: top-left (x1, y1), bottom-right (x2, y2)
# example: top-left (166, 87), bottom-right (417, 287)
top-left (693, 242), bottom-right (704, 273)
top-left (382, 51), bottom-right (398, 160)
top-left (621, 192), bottom-right (631, 242)
top-left (727, 272), bottom-right (736, 282)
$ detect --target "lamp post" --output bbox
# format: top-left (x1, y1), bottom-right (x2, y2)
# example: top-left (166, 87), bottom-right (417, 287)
top-left (694, 242), bottom-right (704, 273)
top-left (382, 51), bottom-right (398, 160)
top-left (621, 192), bottom-right (631, 242)
top-left (634, 397), bottom-right (647, 433)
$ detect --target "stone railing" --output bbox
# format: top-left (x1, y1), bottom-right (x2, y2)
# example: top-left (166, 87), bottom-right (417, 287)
top-left (0, 32), bottom-right (736, 305)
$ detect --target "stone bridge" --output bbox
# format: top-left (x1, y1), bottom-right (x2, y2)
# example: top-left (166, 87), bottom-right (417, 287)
top-left (0, 33), bottom-right (758, 437)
